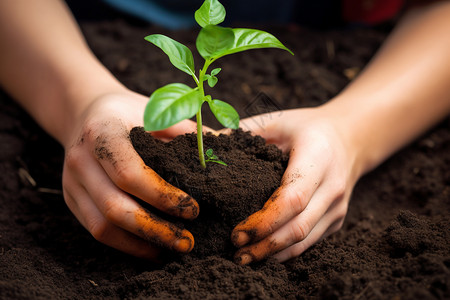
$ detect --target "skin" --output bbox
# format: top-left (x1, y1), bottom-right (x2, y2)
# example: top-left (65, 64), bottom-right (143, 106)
top-left (0, 0), bottom-right (202, 260)
top-left (231, 2), bottom-right (450, 264)
top-left (0, 0), bottom-right (449, 263)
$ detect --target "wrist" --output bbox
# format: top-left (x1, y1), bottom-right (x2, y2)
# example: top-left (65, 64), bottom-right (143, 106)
top-left (56, 58), bottom-right (128, 147)
top-left (320, 96), bottom-right (376, 181)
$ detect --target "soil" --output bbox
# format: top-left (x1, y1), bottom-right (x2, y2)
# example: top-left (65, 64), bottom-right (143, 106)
top-left (1, 14), bottom-right (449, 300)
top-left (130, 127), bottom-right (288, 260)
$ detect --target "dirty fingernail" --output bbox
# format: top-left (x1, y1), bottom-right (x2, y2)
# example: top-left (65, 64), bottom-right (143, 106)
top-left (174, 236), bottom-right (194, 253)
top-left (232, 231), bottom-right (250, 247)
top-left (236, 253), bottom-right (252, 265)
top-left (177, 196), bottom-right (199, 220)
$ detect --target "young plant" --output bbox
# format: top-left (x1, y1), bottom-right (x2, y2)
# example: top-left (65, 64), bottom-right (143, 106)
top-left (143, 0), bottom-right (293, 168)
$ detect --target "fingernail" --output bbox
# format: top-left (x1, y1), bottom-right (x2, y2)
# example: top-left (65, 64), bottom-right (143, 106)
top-left (236, 253), bottom-right (252, 265)
top-left (177, 196), bottom-right (194, 207)
top-left (174, 237), bottom-right (194, 253)
top-left (177, 196), bottom-right (199, 220)
top-left (232, 231), bottom-right (250, 247)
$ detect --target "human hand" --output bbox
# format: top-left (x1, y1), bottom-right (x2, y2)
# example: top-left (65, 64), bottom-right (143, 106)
top-left (231, 107), bottom-right (361, 264)
top-left (62, 90), bottom-right (201, 260)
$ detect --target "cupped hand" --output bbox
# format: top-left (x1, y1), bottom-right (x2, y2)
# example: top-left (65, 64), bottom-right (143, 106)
top-left (62, 90), bottom-right (201, 261)
top-left (231, 107), bottom-right (361, 264)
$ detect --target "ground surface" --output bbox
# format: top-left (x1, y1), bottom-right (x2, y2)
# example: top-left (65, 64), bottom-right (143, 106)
top-left (0, 16), bottom-right (449, 300)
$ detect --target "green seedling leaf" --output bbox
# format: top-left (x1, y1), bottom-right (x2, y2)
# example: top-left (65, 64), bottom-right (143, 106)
top-left (196, 25), bottom-right (234, 59)
top-left (207, 75), bottom-right (218, 87)
top-left (208, 99), bottom-right (239, 129)
top-left (145, 34), bottom-right (196, 76)
top-left (213, 28), bottom-right (294, 59)
top-left (210, 68), bottom-right (221, 76)
top-left (144, 83), bottom-right (203, 131)
top-left (205, 148), bottom-right (227, 166)
top-left (207, 159), bottom-right (228, 166)
top-left (194, 0), bottom-right (226, 28)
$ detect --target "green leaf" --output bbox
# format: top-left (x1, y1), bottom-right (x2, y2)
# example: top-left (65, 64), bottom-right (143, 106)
top-left (144, 83), bottom-right (203, 131)
top-left (205, 149), bottom-right (227, 166)
top-left (194, 0), bottom-right (226, 28)
top-left (210, 67), bottom-right (221, 76)
top-left (145, 34), bottom-right (196, 76)
top-left (213, 28), bottom-right (294, 59)
top-left (207, 75), bottom-right (218, 87)
top-left (196, 25), bottom-right (234, 59)
top-left (208, 99), bottom-right (239, 129)
top-left (211, 160), bottom-right (227, 166)
top-left (205, 148), bottom-right (214, 157)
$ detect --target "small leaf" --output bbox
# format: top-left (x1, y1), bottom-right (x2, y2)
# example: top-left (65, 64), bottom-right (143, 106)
top-left (213, 28), bottom-right (294, 60)
top-left (208, 99), bottom-right (239, 129)
top-left (145, 34), bottom-right (196, 76)
top-left (203, 74), bottom-right (211, 82)
top-left (205, 148), bottom-right (213, 157)
top-left (215, 160), bottom-right (227, 166)
top-left (144, 83), bottom-right (203, 131)
top-left (204, 149), bottom-right (227, 166)
top-left (196, 25), bottom-right (234, 59)
top-left (208, 159), bottom-right (227, 166)
top-left (194, 0), bottom-right (226, 28)
top-left (210, 68), bottom-right (221, 76)
top-left (207, 75), bottom-right (218, 87)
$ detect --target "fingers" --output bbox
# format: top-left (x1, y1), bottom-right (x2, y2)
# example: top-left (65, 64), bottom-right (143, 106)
top-left (150, 120), bottom-right (198, 140)
top-left (64, 188), bottom-right (162, 260)
top-left (63, 153), bottom-right (195, 256)
top-left (272, 210), bottom-right (346, 262)
top-left (81, 120), bottom-right (199, 221)
top-left (151, 119), bottom-right (220, 141)
top-left (231, 149), bottom-right (326, 248)
top-left (234, 184), bottom-right (347, 264)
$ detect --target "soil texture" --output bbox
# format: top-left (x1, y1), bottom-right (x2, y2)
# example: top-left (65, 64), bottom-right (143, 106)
top-left (0, 14), bottom-right (449, 300)
top-left (130, 127), bottom-right (288, 260)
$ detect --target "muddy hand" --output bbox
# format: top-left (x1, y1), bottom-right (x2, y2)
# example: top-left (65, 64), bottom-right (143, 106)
top-left (63, 91), bottom-right (201, 260)
top-left (231, 108), bottom-right (360, 264)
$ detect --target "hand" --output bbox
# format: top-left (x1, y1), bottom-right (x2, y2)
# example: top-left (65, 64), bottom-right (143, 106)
top-left (62, 90), bottom-right (200, 260)
top-left (231, 107), bottom-right (360, 264)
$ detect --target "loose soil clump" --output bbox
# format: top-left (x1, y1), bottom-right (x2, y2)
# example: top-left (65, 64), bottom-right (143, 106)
top-left (130, 127), bottom-right (288, 259)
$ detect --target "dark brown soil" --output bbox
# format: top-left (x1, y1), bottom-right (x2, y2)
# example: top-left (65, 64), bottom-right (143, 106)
top-left (1, 17), bottom-right (449, 300)
top-left (130, 127), bottom-right (288, 260)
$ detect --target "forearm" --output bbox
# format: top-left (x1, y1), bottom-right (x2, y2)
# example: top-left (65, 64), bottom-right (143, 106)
top-left (0, 0), bottom-right (126, 146)
top-left (325, 2), bottom-right (450, 177)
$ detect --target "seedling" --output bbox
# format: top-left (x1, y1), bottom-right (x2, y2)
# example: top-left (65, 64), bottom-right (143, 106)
top-left (143, 0), bottom-right (293, 168)
top-left (205, 148), bottom-right (227, 166)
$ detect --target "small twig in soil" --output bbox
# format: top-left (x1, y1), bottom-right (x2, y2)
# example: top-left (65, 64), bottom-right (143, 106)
top-left (88, 279), bottom-right (98, 287)
top-left (37, 187), bottom-right (63, 195)
top-left (18, 168), bottom-right (37, 187)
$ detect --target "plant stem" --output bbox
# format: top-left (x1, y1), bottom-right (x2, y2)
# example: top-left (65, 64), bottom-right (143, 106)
top-left (196, 110), bottom-right (206, 168)
top-left (195, 59), bottom-right (213, 168)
